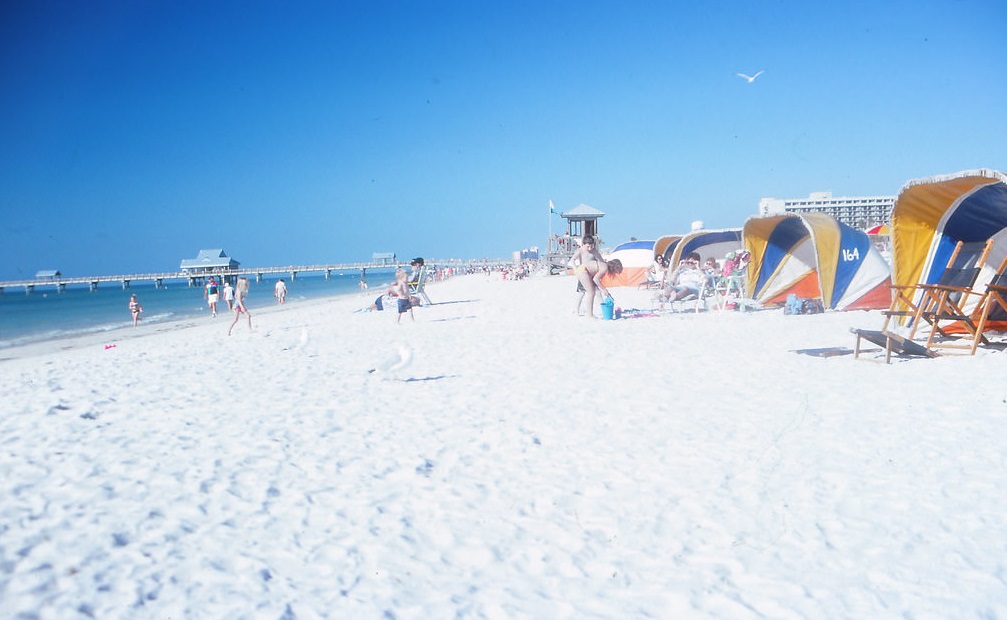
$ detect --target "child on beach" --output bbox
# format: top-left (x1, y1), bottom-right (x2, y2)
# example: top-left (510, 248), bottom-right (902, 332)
top-left (222, 280), bottom-right (235, 310)
top-left (390, 268), bottom-right (414, 323)
top-left (228, 277), bottom-right (253, 335)
top-left (128, 294), bottom-right (143, 327)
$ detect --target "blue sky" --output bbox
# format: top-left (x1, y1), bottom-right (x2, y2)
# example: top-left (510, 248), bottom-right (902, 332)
top-left (1, 0), bottom-right (1004, 279)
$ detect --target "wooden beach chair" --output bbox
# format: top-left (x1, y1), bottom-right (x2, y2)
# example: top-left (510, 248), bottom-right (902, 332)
top-left (968, 255), bottom-right (1007, 354)
top-left (880, 239), bottom-right (993, 342)
top-left (851, 328), bottom-right (939, 364)
top-left (912, 240), bottom-right (993, 354)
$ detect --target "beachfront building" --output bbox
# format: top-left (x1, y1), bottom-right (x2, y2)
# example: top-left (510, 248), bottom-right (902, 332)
top-left (179, 249), bottom-right (240, 274)
top-left (758, 192), bottom-right (894, 230)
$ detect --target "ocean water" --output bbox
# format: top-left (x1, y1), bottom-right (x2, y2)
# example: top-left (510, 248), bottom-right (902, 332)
top-left (0, 271), bottom-right (395, 348)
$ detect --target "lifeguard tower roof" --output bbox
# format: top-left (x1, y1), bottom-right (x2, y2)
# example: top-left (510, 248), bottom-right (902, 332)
top-left (562, 204), bottom-right (605, 219)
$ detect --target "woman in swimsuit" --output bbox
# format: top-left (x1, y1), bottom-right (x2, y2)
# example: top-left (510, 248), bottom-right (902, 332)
top-left (128, 294), bottom-right (143, 327)
top-left (570, 235), bottom-right (623, 318)
top-left (228, 277), bottom-right (254, 335)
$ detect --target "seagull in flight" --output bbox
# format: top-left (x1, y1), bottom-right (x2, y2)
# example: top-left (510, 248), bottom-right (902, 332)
top-left (736, 70), bottom-right (764, 84)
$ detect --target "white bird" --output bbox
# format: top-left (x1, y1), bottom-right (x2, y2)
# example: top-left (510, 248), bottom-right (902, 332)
top-left (736, 70), bottom-right (764, 83)
top-left (368, 344), bottom-right (413, 378)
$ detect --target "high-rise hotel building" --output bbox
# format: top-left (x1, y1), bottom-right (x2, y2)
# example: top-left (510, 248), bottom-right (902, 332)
top-left (758, 191), bottom-right (894, 230)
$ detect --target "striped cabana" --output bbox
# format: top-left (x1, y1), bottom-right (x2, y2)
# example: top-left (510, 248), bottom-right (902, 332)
top-left (744, 212), bottom-right (891, 310)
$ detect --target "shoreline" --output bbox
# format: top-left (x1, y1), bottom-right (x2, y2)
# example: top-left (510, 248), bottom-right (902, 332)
top-left (0, 283), bottom-right (381, 361)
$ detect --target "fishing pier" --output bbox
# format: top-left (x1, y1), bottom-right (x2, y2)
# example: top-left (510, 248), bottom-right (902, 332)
top-left (0, 259), bottom-right (511, 294)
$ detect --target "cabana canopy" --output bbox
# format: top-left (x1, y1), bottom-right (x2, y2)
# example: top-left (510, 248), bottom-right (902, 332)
top-left (653, 235), bottom-right (684, 262)
top-left (744, 213), bottom-right (891, 310)
top-left (664, 228), bottom-right (743, 267)
top-left (890, 169), bottom-right (1007, 329)
top-left (891, 169), bottom-right (1007, 291)
top-left (601, 240), bottom-right (655, 287)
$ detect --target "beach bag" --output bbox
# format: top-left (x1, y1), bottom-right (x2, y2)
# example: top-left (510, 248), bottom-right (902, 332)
top-left (801, 298), bottom-right (824, 314)
top-left (784, 294), bottom-right (803, 315)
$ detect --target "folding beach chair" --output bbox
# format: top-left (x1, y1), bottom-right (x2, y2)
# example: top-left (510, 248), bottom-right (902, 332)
top-left (694, 250), bottom-right (749, 312)
top-left (408, 265), bottom-right (433, 306)
top-left (969, 255), bottom-right (1007, 354)
top-left (691, 272), bottom-right (721, 312)
top-left (880, 239), bottom-right (993, 342)
top-left (913, 240), bottom-right (994, 353)
top-left (851, 328), bottom-right (939, 364)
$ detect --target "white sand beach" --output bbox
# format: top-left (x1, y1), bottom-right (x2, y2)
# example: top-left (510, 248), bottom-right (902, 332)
top-left (2, 273), bottom-right (1006, 619)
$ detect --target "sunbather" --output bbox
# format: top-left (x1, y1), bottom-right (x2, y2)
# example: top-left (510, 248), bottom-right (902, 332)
top-left (661, 252), bottom-right (706, 303)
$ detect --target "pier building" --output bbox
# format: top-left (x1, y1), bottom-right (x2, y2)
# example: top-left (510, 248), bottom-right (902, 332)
top-left (179, 249), bottom-right (240, 274)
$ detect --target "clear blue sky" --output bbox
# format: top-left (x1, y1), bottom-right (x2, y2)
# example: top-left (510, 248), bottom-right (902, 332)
top-left (1, 0), bottom-right (1004, 279)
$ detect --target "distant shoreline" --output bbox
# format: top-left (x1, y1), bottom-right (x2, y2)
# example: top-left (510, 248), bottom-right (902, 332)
top-left (0, 281), bottom-right (378, 360)
top-left (0, 272), bottom-right (395, 353)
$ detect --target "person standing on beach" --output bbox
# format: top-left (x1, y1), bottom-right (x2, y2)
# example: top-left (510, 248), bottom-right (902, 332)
top-left (228, 277), bottom-right (253, 335)
top-left (569, 235), bottom-right (622, 318)
top-left (222, 280), bottom-right (235, 310)
top-left (205, 278), bottom-right (220, 317)
top-left (128, 294), bottom-right (143, 327)
top-left (274, 278), bottom-right (287, 304)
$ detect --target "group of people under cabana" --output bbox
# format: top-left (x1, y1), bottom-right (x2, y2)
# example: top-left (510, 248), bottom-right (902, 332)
top-left (649, 249), bottom-right (751, 308)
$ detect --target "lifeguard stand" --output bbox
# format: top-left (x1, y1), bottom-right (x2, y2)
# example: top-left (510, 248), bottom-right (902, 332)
top-left (546, 203), bottom-right (605, 274)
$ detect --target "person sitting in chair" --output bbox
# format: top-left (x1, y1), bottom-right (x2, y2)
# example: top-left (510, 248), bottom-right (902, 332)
top-left (661, 252), bottom-right (706, 303)
top-left (643, 255), bottom-right (669, 289)
top-left (408, 257), bottom-right (424, 285)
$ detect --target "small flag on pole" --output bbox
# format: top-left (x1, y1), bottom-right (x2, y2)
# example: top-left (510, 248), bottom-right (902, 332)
top-left (549, 199), bottom-right (558, 215)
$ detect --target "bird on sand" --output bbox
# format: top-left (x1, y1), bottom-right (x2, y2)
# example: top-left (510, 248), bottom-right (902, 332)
top-left (368, 344), bottom-right (413, 378)
top-left (736, 70), bottom-right (765, 83)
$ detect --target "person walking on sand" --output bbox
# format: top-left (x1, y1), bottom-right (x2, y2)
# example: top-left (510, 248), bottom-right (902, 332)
top-left (569, 235), bottom-right (622, 318)
top-left (390, 268), bottom-right (414, 324)
top-left (274, 278), bottom-right (287, 304)
top-left (222, 280), bottom-right (235, 311)
top-left (228, 277), bottom-right (253, 335)
top-left (128, 294), bottom-right (143, 327)
top-left (205, 278), bottom-right (220, 317)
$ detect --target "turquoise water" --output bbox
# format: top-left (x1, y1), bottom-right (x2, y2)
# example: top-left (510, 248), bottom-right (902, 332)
top-left (0, 271), bottom-right (395, 348)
